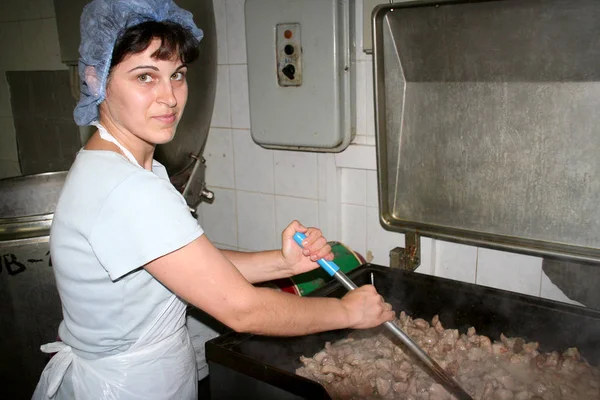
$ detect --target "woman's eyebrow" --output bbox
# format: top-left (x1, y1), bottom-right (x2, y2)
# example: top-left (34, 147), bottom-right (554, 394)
top-left (127, 64), bottom-right (187, 73)
top-left (127, 65), bottom-right (159, 73)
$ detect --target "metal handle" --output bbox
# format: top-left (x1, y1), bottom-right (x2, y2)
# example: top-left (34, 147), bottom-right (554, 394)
top-left (293, 232), bottom-right (473, 400)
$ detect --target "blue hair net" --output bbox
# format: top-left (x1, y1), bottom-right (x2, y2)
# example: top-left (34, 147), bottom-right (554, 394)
top-left (74, 0), bottom-right (204, 126)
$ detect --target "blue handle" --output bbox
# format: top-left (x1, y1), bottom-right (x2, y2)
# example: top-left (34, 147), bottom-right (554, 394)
top-left (292, 232), bottom-right (340, 276)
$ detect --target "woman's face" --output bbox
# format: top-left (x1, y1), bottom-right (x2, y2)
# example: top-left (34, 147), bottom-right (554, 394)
top-left (101, 39), bottom-right (188, 145)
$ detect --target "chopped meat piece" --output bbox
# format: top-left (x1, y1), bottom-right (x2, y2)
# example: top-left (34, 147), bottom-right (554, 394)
top-left (321, 364), bottom-right (346, 377)
top-left (563, 347), bottom-right (581, 361)
top-left (376, 370), bottom-right (394, 396)
top-left (313, 350), bottom-right (327, 363)
top-left (492, 342), bottom-right (509, 355)
top-left (393, 381), bottom-right (408, 393)
top-left (514, 391), bottom-right (531, 400)
top-left (413, 318), bottom-right (430, 331)
top-left (296, 311), bottom-right (600, 400)
top-left (494, 388), bottom-right (514, 399)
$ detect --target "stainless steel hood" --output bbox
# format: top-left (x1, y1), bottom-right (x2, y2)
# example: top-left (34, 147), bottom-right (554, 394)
top-left (373, 0), bottom-right (600, 263)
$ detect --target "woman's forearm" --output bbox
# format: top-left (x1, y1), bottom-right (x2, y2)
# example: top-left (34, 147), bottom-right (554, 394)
top-left (221, 249), bottom-right (293, 284)
top-left (232, 287), bottom-right (350, 336)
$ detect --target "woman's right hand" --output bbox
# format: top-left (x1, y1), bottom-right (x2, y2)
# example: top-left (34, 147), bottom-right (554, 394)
top-left (341, 285), bottom-right (395, 329)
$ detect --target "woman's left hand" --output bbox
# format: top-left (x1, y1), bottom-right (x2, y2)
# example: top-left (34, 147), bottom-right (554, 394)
top-left (280, 220), bottom-right (334, 276)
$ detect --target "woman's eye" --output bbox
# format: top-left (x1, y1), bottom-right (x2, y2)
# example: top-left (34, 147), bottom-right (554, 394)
top-left (172, 72), bottom-right (186, 81)
top-left (137, 74), bottom-right (153, 83)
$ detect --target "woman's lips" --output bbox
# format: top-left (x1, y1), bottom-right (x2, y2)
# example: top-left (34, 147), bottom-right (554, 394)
top-left (153, 113), bottom-right (177, 124)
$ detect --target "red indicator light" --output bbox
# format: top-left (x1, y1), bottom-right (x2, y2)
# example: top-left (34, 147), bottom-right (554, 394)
top-left (284, 30), bottom-right (293, 39)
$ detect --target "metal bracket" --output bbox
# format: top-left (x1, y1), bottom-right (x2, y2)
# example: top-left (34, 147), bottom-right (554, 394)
top-left (389, 232), bottom-right (421, 271)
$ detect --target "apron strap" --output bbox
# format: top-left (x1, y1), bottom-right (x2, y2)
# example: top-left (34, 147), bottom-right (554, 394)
top-left (40, 342), bottom-right (74, 398)
top-left (91, 121), bottom-right (142, 168)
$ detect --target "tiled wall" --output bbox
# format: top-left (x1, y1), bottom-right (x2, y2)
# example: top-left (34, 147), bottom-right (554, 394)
top-left (0, 0), bottom-right (580, 306)
top-left (0, 0), bottom-right (66, 179)
top-left (202, 0), bottom-right (580, 306)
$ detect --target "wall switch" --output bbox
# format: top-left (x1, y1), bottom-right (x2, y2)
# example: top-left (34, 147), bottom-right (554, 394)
top-left (276, 23), bottom-right (302, 86)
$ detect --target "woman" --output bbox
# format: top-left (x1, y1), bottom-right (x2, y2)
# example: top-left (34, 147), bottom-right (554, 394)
top-left (33, 0), bottom-right (394, 399)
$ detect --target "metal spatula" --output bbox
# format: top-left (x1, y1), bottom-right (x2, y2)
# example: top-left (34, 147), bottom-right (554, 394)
top-left (293, 232), bottom-right (473, 400)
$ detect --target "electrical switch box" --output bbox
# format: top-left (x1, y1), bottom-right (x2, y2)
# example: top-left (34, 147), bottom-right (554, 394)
top-left (245, 0), bottom-right (355, 152)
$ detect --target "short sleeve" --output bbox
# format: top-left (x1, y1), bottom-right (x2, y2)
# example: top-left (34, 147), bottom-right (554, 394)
top-left (89, 171), bottom-right (203, 280)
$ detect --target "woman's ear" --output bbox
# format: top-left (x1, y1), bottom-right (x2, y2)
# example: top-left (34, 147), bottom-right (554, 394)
top-left (84, 66), bottom-right (101, 96)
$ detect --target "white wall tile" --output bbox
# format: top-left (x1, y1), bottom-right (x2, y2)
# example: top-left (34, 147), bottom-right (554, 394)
top-left (0, 77), bottom-right (13, 118)
top-left (434, 241), bottom-right (478, 283)
top-left (38, 0), bottom-right (56, 19)
top-left (0, 1), bottom-right (20, 22)
top-left (335, 144), bottom-right (376, 170)
top-left (196, 205), bottom-right (204, 226)
top-left (274, 195), bottom-right (319, 248)
top-left (365, 63), bottom-right (375, 136)
top-left (540, 272), bottom-right (584, 306)
top-left (0, 159), bottom-right (20, 179)
top-left (233, 129), bottom-right (274, 193)
top-left (476, 248), bottom-right (542, 297)
top-left (20, 18), bottom-right (65, 71)
top-left (273, 150), bottom-right (318, 199)
top-left (213, 0), bottom-right (228, 65)
top-left (366, 169), bottom-right (378, 207)
top-left (341, 204), bottom-right (367, 258)
top-left (7, 0), bottom-right (44, 20)
top-left (229, 64), bottom-right (250, 129)
top-left (200, 187), bottom-right (238, 247)
top-left (236, 190), bottom-right (276, 251)
top-left (0, 0), bottom-right (46, 21)
top-left (211, 65), bottom-right (231, 127)
top-left (0, 22), bottom-right (24, 70)
top-left (0, 117), bottom-right (18, 161)
top-left (341, 168), bottom-right (366, 205)
top-left (415, 237), bottom-right (435, 276)
top-left (366, 206), bottom-right (404, 266)
top-left (225, 0), bottom-right (246, 64)
top-left (204, 128), bottom-right (234, 188)
top-left (318, 200), bottom-right (330, 239)
top-left (351, 135), bottom-right (367, 145)
top-left (316, 153), bottom-right (332, 201)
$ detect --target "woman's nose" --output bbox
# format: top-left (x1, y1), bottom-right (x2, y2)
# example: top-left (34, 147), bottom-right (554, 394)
top-left (157, 82), bottom-right (177, 107)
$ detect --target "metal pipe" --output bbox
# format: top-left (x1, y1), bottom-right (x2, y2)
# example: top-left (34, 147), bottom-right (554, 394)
top-left (293, 232), bottom-right (473, 400)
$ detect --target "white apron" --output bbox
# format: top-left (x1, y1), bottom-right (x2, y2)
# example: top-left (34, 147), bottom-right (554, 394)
top-left (32, 123), bottom-right (197, 399)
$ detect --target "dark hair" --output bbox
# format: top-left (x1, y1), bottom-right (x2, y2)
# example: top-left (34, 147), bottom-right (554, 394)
top-left (110, 20), bottom-right (200, 71)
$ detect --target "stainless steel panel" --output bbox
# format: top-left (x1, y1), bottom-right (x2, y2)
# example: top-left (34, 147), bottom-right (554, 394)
top-left (373, 0), bottom-right (600, 263)
top-left (0, 239), bottom-right (61, 400)
top-left (0, 172), bottom-right (66, 242)
top-left (0, 172), bottom-right (67, 219)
